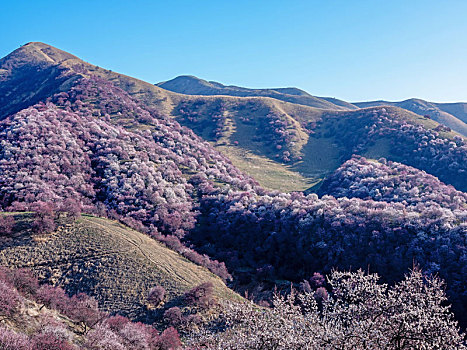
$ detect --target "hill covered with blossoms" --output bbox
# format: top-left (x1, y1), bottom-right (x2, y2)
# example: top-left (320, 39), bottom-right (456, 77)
top-left (0, 42), bottom-right (466, 347)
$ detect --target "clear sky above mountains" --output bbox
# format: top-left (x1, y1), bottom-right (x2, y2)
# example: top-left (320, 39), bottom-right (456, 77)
top-left (1, 0), bottom-right (466, 102)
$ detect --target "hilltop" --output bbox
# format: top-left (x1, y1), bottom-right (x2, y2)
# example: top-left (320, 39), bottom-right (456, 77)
top-left (355, 98), bottom-right (467, 136)
top-left (0, 41), bottom-right (466, 339)
top-left (156, 74), bottom-right (467, 191)
top-left (0, 42), bottom-right (177, 120)
top-left (156, 75), bottom-right (357, 110)
top-left (1, 42), bottom-right (465, 193)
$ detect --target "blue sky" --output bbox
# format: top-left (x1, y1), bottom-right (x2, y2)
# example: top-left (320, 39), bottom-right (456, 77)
top-left (1, 0), bottom-right (467, 102)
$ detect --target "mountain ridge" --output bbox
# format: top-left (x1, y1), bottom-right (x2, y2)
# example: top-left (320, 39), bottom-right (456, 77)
top-left (157, 75), bottom-right (358, 110)
top-left (355, 98), bottom-right (467, 136)
top-left (1, 42), bottom-right (465, 193)
top-left (0, 41), bottom-right (466, 335)
top-left (157, 75), bottom-right (467, 137)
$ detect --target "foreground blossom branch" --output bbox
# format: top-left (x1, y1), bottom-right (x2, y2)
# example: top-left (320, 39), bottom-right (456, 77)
top-left (190, 269), bottom-right (466, 349)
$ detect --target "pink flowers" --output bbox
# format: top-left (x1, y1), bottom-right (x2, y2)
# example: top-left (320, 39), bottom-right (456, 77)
top-left (0, 281), bottom-right (21, 319)
top-left (191, 269), bottom-right (466, 349)
top-left (0, 266), bottom-right (183, 350)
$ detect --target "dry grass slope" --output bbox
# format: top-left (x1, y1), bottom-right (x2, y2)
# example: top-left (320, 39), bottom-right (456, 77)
top-left (0, 214), bottom-right (240, 320)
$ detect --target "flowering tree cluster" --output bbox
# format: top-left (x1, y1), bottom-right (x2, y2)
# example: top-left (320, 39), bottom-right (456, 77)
top-left (160, 282), bottom-right (218, 334)
top-left (316, 107), bottom-right (467, 192)
top-left (260, 112), bottom-right (299, 162)
top-left (183, 282), bottom-right (215, 310)
top-left (0, 280), bottom-right (21, 320)
top-left (0, 76), bottom-right (261, 278)
top-left (190, 269), bottom-right (466, 349)
top-left (85, 317), bottom-right (181, 350)
top-left (190, 168), bottom-right (467, 322)
top-left (148, 286), bottom-right (166, 306)
top-left (0, 102), bottom-right (199, 234)
top-left (49, 76), bottom-right (258, 193)
top-left (176, 99), bottom-right (228, 141)
top-left (0, 327), bottom-right (30, 350)
top-left (320, 155), bottom-right (467, 210)
top-left (0, 214), bottom-right (15, 237)
top-left (0, 267), bottom-right (103, 332)
top-left (30, 201), bottom-right (57, 234)
top-left (5, 268), bottom-right (39, 296)
top-left (177, 97), bottom-right (301, 162)
top-left (0, 266), bottom-right (182, 349)
top-left (366, 110), bottom-right (466, 191)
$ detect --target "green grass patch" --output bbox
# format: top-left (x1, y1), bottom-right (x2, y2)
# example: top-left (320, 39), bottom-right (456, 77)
top-left (216, 145), bottom-right (314, 192)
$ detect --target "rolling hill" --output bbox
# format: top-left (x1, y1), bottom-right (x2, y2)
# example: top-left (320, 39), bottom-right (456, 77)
top-left (156, 74), bottom-right (467, 191)
top-left (156, 75), bottom-right (357, 110)
top-left (172, 98), bottom-right (466, 191)
top-left (2, 42), bottom-right (465, 194)
top-left (0, 41), bottom-right (467, 338)
top-left (355, 98), bottom-right (467, 137)
top-left (0, 213), bottom-right (240, 321)
top-left (436, 101), bottom-right (467, 123)
top-left (158, 75), bottom-right (467, 138)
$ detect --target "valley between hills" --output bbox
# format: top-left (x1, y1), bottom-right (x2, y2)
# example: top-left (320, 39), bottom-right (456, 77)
top-left (0, 42), bottom-right (466, 349)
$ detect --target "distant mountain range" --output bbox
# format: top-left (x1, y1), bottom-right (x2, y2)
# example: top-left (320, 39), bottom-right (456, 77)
top-left (157, 75), bottom-right (467, 137)
top-left (156, 75), bottom-right (358, 110)
top-left (0, 42), bottom-right (466, 332)
top-left (355, 99), bottom-right (467, 136)
top-left (1, 43), bottom-right (465, 194)
top-left (155, 74), bottom-right (466, 192)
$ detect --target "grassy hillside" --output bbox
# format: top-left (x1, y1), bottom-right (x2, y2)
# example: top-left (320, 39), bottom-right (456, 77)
top-left (1, 42), bottom-right (465, 193)
top-left (211, 104), bottom-right (464, 191)
top-left (0, 213), bottom-right (240, 321)
top-left (0, 42), bottom-right (178, 119)
top-left (215, 145), bottom-right (315, 191)
top-left (157, 75), bottom-right (355, 110)
top-left (170, 95), bottom-right (465, 191)
top-left (156, 75), bottom-right (466, 190)
top-left (436, 101), bottom-right (467, 123)
top-left (355, 98), bottom-right (467, 137)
